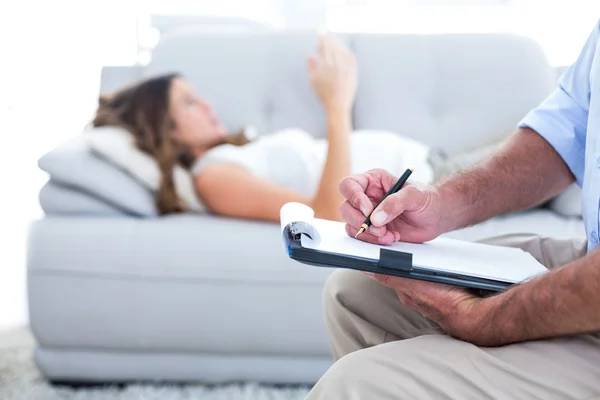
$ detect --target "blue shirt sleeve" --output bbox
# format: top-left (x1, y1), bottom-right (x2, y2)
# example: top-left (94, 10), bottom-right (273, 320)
top-left (518, 21), bottom-right (599, 187)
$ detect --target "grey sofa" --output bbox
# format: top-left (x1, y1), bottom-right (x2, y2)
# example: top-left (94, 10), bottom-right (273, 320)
top-left (28, 30), bottom-right (585, 384)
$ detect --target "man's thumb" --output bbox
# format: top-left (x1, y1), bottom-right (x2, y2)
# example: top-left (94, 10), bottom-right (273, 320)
top-left (370, 192), bottom-right (406, 227)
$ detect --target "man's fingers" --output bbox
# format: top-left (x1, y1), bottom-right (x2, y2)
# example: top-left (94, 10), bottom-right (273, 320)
top-left (345, 224), bottom-right (395, 245)
top-left (370, 184), bottom-right (423, 227)
top-left (339, 202), bottom-right (385, 237)
top-left (372, 274), bottom-right (406, 288)
top-left (339, 175), bottom-right (372, 216)
top-left (367, 274), bottom-right (422, 311)
top-left (395, 291), bottom-right (414, 308)
top-left (339, 201), bottom-right (364, 227)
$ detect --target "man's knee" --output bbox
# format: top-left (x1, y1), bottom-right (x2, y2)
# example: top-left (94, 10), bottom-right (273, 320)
top-left (308, 348), bottom-right (383, 399)
top-left (308, 337), bottom-right (481, 399)
top-left (476, 233), bottom-right (587, 269)
top-left (475, 232), bottom-right (542, 248)
top-left (308, 342), bottom-right (430, 399)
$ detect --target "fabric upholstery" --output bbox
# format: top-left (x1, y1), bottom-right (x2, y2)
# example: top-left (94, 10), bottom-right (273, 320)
top-left (100, 66), bottom-right (143, 94)
top-left (28, 210), bottom-right (584, 383)
top-left (352, 34), bottom-right (553, 155)
top-left (38, 133), bottom-right (157, 217)
top-left (27, 214), bottom-right (333, 383)
top-left (38, 180), bottom-right (124, 216)
top-left (35, 348), bottom-right (331, 384)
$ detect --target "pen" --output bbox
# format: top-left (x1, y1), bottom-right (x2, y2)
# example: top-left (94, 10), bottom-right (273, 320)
top-left (355, 168), bottom-right (413, 238)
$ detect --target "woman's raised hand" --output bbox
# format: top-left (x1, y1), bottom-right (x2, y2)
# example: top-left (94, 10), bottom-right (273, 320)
top-left (308, 34), bottom-right (358, 114)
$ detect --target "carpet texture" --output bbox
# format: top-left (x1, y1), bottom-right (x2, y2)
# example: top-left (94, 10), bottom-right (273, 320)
top-left (0, 327), bottom-right (311, 400)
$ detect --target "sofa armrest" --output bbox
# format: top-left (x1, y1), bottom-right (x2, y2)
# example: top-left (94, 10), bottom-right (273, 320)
top-left (100, 66), bottom-right (144, 94)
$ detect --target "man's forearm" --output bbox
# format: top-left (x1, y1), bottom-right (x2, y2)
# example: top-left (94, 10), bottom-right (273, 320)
top-left (474, 249), bottom-right (600, 346)
top-left (437, 128), bottom-right (575, 232)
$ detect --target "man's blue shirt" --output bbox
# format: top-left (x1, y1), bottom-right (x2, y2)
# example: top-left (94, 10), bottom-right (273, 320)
top-left (519, 20), bottom-right (600, 252)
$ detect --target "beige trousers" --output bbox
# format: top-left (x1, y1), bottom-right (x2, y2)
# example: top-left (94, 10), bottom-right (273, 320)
top-left (306, 234), bottom-right (600, 400)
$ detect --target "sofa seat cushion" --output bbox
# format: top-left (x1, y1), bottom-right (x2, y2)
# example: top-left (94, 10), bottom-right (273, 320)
top-left (27, 214), bottom-right (332, 283)
top-left (27, 214), bottom-right (333, 358)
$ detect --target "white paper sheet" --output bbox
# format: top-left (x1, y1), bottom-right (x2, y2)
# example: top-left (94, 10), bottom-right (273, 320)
top-left (280, 202), bottom-right (547, 284)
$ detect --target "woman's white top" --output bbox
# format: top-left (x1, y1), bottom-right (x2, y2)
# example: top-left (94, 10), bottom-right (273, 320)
top-left (191, 129), bottom-right (434, 198)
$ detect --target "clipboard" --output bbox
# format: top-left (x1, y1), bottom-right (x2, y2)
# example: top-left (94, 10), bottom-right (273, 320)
top-left (280, 203), bottom-right (548, 292)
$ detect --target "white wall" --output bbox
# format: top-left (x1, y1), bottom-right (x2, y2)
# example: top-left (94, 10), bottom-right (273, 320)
top-left (0, 1), bottom-right (138, 328)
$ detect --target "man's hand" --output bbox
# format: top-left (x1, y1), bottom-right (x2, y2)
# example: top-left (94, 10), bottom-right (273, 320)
top-left (339, 168), bottom-right (500, 343)
top-left (372, 244), bottom-right (600, 347)
top-left (368, 273), bottom-right (499, 345)
top-left (338, 169), bottom-right (452, 245)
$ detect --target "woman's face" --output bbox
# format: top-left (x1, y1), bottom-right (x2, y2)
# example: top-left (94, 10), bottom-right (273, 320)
top-left (168, 78), bottom-right (227, 148)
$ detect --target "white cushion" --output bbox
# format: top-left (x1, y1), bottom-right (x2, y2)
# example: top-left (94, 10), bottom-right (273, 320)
top-left (548, 184), bottom-right (582, 217)
top-left (86, 126), bottom-right (205, 212)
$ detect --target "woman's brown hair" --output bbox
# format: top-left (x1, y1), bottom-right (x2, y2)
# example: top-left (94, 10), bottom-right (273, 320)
top-left (93, 73), bottom-right (252, 215)
top-left (93, 73), bottom-right (195, 215)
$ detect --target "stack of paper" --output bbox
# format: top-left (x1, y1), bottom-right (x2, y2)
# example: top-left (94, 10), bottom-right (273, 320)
top-left (281, 202), bottom-right (547, 284)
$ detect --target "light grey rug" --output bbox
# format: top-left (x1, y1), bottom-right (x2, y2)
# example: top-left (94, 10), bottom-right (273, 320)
top-left (0, 327), bottom-right (311, 400)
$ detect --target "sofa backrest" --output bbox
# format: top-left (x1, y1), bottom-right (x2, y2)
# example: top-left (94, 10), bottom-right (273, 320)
top-left (101, 31), bottom-right (554, 155)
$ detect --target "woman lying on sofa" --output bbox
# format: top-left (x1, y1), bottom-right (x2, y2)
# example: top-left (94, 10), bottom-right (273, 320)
top-left (93, 35), bottom-right (497, 223)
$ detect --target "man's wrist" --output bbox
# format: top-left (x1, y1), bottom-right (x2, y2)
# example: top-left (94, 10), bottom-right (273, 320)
top-left (463, 294), bottom-right (511, 346)
top-left (435, 179), bottom-right (472, 234)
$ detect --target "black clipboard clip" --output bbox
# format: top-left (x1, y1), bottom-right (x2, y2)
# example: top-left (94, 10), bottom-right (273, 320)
top-left (378, 248), bottom-right (413, 272)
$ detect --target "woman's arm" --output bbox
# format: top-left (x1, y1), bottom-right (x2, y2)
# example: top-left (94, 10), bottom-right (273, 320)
top-left (194, 35), bottom-right (358, 222)
top-left (194, 112), bottom-right (352, 222)
top-left (311, 108), bottom-right (352, 220)
top-left (304, 34), bottom-right (357, 220)
top-left (194, 163), bottom-right (311, 222)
